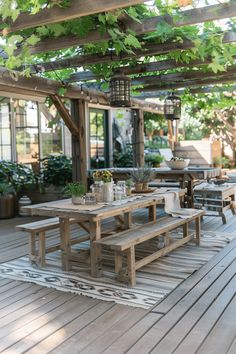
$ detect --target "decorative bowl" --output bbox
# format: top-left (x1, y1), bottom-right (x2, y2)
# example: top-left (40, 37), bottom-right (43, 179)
top-left (165, 159), bottom-right (190, 170)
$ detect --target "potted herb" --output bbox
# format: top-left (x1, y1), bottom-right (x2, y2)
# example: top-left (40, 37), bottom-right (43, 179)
top-left (130, 167), bottom-right (154, 191)
top-left (0, 183), bottom-right (16, 219)
top-left (142, 167), bottom-right (155, 190)
top-left (63, 182), bottom-right (86, 205)
top-left (125, 178), bottom-right (133, 196)
top-left (130, 168), bottom-right (144, 192)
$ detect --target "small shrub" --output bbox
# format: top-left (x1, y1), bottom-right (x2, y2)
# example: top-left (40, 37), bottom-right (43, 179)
top-left (41, 154), bottom-right (72, 186)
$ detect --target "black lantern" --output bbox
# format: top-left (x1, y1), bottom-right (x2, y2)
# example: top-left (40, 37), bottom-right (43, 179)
top-left (110, 74), bottom-right (131, 107)
top-left (164, 92), bottom-right (181, 120)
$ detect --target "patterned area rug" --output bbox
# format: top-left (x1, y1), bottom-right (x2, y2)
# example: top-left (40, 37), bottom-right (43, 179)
top-left (0, 230), bottom-right (235, 309)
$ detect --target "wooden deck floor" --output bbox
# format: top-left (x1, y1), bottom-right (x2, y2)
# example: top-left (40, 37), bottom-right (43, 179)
top-left (0, 210), bottom-right (236, 354)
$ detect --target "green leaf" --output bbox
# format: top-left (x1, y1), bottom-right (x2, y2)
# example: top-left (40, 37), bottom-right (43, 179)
top-left (124, 34), bottom-right (141, 48)
top-left (58, 87), bottom-right (67, 96)
top-left (26, 34), bottom-right (40, 46)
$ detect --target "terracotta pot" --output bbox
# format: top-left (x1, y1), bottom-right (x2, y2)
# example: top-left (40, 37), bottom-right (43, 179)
top-left (0, 194), bottom-right (16, 219)
top-left (135, 183), bottom-right (143, 192)
top-left (142, 182), bottom-right (149, 191)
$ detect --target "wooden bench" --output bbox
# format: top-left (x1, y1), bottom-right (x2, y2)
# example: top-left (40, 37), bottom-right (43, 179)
top-left (94, 209), bottom-right (204, 286)
top-left (16, 217), bottom-right (90, 267)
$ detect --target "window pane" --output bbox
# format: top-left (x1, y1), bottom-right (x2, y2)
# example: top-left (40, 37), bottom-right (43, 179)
top-left (0, 102), bottom-right (11, 159)
top-left (40, 111), bottom-right (62, 156)
top-left (15, 100), bottom-right (38, 127)
top-left (16, 128), bottom-right (39, 164)
top-left (0, 145), bottom-right (11, 160)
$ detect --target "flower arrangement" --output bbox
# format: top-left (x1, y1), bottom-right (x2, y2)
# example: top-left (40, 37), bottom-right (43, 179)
top-left (92, 170), bottom-right (112, 183)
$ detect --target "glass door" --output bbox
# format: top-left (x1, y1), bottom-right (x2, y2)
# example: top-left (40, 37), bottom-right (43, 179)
top-left (89, 109), bottom-right (109, 169)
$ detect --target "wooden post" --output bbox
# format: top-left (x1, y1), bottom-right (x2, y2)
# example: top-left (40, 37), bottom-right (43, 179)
top-left (132, 108), bottom-right (145, 167)
top-left (71, 99), bottom-right (88, 187)
top-left (167, 120), bottom-right (175, 150)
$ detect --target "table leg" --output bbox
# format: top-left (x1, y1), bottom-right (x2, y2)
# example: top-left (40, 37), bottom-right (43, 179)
top-left (59, 217), bottom-right (71, 271)
top-left (148, 204), bottom-right (156, 222)
top-left (186, 180), bottom-right (194, 208)
top-left (124, 212), bottom-right (132, 229)
top-left (90, 219), bottom-right (102, 277)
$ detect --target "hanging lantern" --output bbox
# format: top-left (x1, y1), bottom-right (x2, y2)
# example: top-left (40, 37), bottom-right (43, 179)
top-left (110, 74), bottom-right (131, 107)
top-left (164, 92), bottom-right (181, 120)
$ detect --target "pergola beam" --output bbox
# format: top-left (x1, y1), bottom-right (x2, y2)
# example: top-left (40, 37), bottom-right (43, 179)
top-left (136, 85), bottom-right (236, 98)
top-left (137, 76), bottom-right (236, 92)
top-left (29, 30), bottom-right (236, 73)
top-left (17, 1), bottom-right (236, 56)
top-left (132, 66), bottom-right (236, 85)
top-left (0, 67), bottom-right (161, 112)
top-left (2, 0), bottom-right (145, 34)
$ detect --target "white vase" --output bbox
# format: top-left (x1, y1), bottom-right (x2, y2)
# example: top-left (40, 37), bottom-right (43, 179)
top-left (102, 182), bottom-right (114, 203)
top-left (72, 195), bottom-right (85, 205)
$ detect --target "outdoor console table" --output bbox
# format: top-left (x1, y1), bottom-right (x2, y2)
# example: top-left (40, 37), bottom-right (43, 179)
top-left (24, 190), bottom-right (186, 277)
top-left (194, 184), bottom-right (235, 224)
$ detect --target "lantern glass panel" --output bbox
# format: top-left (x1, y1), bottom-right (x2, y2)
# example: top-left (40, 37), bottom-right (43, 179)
top-left (164, 93), bottom-right (181, 120)
top-left (110, 75), bottom-right (131, 107)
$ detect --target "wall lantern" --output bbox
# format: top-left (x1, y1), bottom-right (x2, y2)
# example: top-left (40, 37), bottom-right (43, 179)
top-left (110, 74), bottom-right (131, 107)
top-left (164, 92), bottom-right (181, 120)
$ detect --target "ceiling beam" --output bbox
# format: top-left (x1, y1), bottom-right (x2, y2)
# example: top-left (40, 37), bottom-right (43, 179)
top-left (30, 30), bottom-right (236, 73)
top-left (131, 66), bottom-right (236, 85)
top-left (18, 1), bottom-right (236, 56)
top-left (135, 85), bottom-right (236, 98)
top-left (67, 56), bottom-right (236, 83)
top-left (137, 76), bottom-right (236, 92)
top-left (2, 0), bottom-right (145, 34)
top-left (0, 66), bottom-right (160, 111)
top-left (66, 58), bottom-right (208, 82)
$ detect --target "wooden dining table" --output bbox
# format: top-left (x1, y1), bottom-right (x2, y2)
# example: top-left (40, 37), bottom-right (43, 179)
top-left (93, 167), bottom-right (222, 207)
top-left (25, 189), bottom-right (186, 277)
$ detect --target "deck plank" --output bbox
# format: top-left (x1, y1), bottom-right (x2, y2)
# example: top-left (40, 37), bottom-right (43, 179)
top-left (196, 293), bottom-right (236, 354)
top-left (152, 237), bottom-right (236, 314)
top-left (126, 243), bottom-right (236, 354)
top-left (0, 295), bottom-right (99, 353)
top-left (0, 211), bottom-right (235, 353)
top-left (152, 265), bottom-right (236, 353)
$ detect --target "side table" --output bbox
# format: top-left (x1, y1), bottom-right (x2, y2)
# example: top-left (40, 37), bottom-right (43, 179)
top-left (193, 184), bottom-right (235, 224)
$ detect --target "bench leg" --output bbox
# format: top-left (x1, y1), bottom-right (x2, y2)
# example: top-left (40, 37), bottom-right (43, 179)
top-left (38, 231), bottom-right (46, 267)
top-left (115, 251), bottom-right (123, 275)
top-left (29, 231), bottom-right (36, 264)
top-left (127, 246), bottom-right (136, 287)
top-left (195, 216), bottom-right (201, 246)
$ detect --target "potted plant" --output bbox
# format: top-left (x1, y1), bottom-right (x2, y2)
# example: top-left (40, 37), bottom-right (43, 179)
top-left (125, 178), bottom-right (133, 196)
top-left (0, 183), bottom-right (16, 219)
top-left (92, 170), bottom-right (114, 202)
top-left (142, 167), bottom-right (155, 190)
top-left (40, 154), bottom-right (72, 190)
top-left (130, 168), bottom-right (144, 192)
top-left (63, 182), bottom-right (86, 205)
top-left (145, 154), bottom-right (164, 167)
